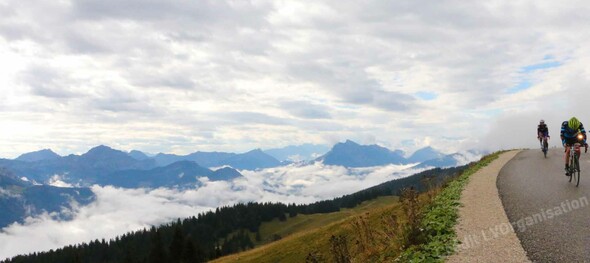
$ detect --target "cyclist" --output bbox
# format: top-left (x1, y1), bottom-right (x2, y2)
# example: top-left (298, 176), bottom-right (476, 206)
top-left (537, 119), bottom-right (549, 150)
top-left (561, 117), bottom-right (588, 175)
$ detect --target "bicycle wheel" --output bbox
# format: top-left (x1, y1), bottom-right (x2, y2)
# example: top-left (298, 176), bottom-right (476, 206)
top-left (543, 140), bottom-right (548, 158)
top-left (569, 157), bottom-right (574, 182)
top-left (543, 148), bottom-right (547, 158)
top-left (573, 154), bottom-right (580, 187)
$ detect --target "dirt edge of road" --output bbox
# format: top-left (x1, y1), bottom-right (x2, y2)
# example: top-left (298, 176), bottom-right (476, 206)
top-left (446, 150), bottom-right (530, 263)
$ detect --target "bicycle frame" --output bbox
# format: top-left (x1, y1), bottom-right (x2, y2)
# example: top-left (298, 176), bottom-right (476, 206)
top-left (568, 143), bottom-right (581, 167)
top-left (566, 134), bottom-right (586, 187)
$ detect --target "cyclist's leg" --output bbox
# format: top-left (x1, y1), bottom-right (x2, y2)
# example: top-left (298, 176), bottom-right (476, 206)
top-left (573, 144), bottom-right (581, 173)
top-left (542, 135), bottom-right (549, 148)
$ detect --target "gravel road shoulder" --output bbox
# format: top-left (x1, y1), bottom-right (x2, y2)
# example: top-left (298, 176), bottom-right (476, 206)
top-left (446, 150), bottom-right (530, 263)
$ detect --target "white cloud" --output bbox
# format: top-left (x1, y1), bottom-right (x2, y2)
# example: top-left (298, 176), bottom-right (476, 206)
top-left (2, 1), bottom-right (590, 157)
top-left (47, 175), bottom-right (74, 188)
top-left (0, 162), bottom-right (428, 259)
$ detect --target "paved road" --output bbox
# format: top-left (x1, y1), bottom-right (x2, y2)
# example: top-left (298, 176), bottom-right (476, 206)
top-left (498, 148), bottom-right (590, 262)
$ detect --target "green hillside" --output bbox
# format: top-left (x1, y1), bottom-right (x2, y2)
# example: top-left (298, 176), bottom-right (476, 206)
top-left (255, 196), bottom-right (398, 246)
top-left (215, 152), bottom-right (503, 263)
top-left (213, 196), bottom-right (402, 263)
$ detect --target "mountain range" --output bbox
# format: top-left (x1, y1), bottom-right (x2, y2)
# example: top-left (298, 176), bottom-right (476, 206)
top-left (0, 145), bottom-right (246, 188)
top-left (0, 141), bottom-right (467, 188)
top-left (0, 145), bottom-right (156, 186)
top-left (142, 149), bottom-right (281, 170)
top-left (0, 141), bottom-right (474, 233)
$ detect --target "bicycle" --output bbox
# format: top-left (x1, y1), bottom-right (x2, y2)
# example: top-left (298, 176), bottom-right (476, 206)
top-left (566, 133), bottom-right (587, 187)
top-left (540, 136), bottom-right (549, 158)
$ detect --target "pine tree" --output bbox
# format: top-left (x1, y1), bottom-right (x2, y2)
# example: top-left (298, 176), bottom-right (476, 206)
top-left (72, 252), bottom-right (82, 263)
top-left (169, 225), bottom-right (184, 263)
top-left (181, 238), bottom-right (197, 263)
top-left (149, 229), bottom-right (167, 263)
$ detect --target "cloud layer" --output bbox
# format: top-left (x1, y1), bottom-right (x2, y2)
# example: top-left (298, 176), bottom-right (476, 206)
top-left (0, 162), bottom-right (424, 259)
top-left (2, 1), bottom-right (590, 157)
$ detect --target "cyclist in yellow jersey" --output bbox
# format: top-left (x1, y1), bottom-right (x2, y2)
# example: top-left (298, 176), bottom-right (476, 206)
top-left (561, 117), bottom-right (588, 175)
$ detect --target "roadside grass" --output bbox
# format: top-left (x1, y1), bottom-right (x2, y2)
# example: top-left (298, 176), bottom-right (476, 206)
top-left (397, 151), bottom-right (504, 262)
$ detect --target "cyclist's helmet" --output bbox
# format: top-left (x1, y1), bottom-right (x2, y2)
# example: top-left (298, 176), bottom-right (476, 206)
top-left (568, 117), bottom-right (581, 130)
top-left (540, 119), bottom-right (545, 124)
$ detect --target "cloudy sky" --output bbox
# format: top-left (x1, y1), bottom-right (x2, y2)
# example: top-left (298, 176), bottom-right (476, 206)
top-left (1, 0), bottom-right (590, 158)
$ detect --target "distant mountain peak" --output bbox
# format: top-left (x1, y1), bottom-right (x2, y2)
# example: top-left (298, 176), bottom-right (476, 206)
top-left (264, 144), bottom-right (330, 162)
top-left (88, 145), bottom-right (113, 152)
top-left (413, 153), bottom-right (461, 169)
top-left (210, 167), bottom-right (242, 181)
top-left (80, 145), bottom-right (150, 169)
top-left (319, 140), bottom-right (407, 167)
top-left (16, 149), bottom-right (61, 162)
top-left (341, 139), bottom-right (363, 147)
top-left (245, 148), bottom-right (264, 154)
top-left (128, 150), bottom-right (149, 160)
top-left (408, 146), bottom-right (445, 163)
top-left (223, 149), bottom-right (281, 170)
top-left (84, 145), bottom-right (129, 157)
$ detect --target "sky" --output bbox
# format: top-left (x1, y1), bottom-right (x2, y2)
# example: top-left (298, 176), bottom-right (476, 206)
top-left (2, 0), bottom-right (590, 158)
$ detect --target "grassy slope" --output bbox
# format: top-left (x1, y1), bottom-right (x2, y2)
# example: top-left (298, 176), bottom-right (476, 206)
top-left (213, 152), bottom-right (504, 263)
top-left (213, 195), bottom-right (400, 263)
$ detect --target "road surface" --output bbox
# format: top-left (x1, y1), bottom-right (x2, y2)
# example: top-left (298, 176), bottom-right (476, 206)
top-left (498, 148), bottom-right (590, 262)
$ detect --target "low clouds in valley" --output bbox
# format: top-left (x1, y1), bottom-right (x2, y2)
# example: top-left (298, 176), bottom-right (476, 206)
top-left (0, 162), bottom-right (431, 259)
